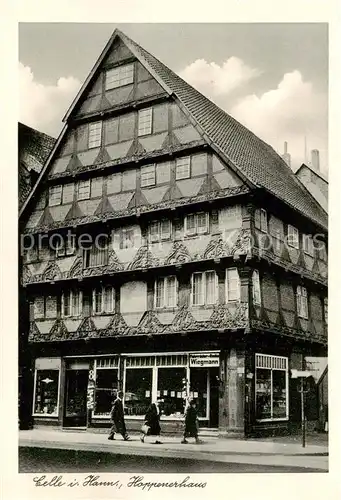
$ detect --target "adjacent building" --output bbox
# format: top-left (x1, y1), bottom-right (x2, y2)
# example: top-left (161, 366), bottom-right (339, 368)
top-left (19, 30), bottom-right (328, 437)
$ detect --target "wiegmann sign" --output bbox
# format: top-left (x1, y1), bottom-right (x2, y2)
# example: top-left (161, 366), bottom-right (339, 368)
top-left (189, 353), bottom-right (219, 368)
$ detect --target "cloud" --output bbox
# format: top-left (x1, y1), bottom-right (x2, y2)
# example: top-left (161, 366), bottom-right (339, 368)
top-left (230, 70), bottom-right (328, 171)
top-left (19, 62), bottom-right (81, 137)
top-left (179, 57), bottom-right (260, 96)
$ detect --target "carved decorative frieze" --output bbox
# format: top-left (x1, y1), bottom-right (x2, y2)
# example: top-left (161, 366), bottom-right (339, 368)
top-left (229, 229), bottom-right (252, 257)
top-left (203, 237), bottom-right (227, 260)
top-left (24, 185), bottom-right (250, 235)
top-left (138, 311), bottom-right (166, 335)
top-left (250, 318), bottom-right (327, 345)
top-left (165, 242), bottom-right (191, 266)
top-left (128, 246), bottom-right (159, 270)
top-left (107, 250), bottom-right (124, 272)
top-left (69, 257), bottom-right (83, 278)
top-left (43, 262), bottom-right (62, 281)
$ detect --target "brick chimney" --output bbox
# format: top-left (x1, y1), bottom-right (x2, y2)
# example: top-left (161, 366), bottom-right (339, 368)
top-left (311, 149), bottom-right (320, 171)
top-left (282, 141), bottom-right (291, 167)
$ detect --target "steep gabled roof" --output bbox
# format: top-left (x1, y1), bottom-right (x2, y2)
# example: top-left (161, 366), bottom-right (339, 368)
top-left (18, 123), bottom-right (56, 208)
top-left (21, 30), bottom-right (328, 231)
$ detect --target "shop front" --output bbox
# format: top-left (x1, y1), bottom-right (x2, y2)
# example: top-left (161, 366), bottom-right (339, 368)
top-left (31, 350), bottom-right (221, 431)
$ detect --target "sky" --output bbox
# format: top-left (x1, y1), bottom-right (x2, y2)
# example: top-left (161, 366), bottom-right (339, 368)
top-left (19, 23), bottom-right (328, 173)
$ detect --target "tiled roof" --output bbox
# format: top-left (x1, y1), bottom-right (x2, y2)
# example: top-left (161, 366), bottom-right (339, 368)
top-left (118, 31), bottom-right (328, 230)
top-left (18, 123), bottom-right (55, 208)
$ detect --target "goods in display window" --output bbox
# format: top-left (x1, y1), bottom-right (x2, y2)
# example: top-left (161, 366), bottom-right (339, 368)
top-left (124, 368), bottom-right (152, 416)
top-left (34, 370), bottom-right (59, 415)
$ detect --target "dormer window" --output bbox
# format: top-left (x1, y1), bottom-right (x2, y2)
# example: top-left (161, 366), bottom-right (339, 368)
top-left (105, 63), bottom-right (134, 90)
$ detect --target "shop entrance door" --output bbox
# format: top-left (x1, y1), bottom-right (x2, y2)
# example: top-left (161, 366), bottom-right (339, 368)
top-left (209, 367), bottom-right (219, 428)
top-left (63, 369), bottom-right (88, 427)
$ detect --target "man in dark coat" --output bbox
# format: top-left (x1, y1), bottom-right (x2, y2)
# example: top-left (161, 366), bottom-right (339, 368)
top-left (140, 401), bottom-right (162, 444)
top-left (181, 399), bottom-right (201, 444)
top-left (108, 391), bottom-right (130, 441)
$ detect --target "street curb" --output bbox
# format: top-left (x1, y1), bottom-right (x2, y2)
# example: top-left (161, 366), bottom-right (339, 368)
top-left (18, 440), bottom-right (329, 459)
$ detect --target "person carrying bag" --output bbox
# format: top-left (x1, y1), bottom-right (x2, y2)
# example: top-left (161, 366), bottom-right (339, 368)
top-left (140, 400), bottom-right (163, 444)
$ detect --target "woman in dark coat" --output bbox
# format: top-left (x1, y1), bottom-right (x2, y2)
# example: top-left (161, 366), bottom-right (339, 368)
top-left (140, 401), bottom-right (162, 444)
top-left (181, 399), bottom-right (201, 444)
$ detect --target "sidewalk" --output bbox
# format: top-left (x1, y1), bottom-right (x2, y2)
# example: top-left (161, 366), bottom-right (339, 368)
top-left (19, 429), bottom-right (328, 471)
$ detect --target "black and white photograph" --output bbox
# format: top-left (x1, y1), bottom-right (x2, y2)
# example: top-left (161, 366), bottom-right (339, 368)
top-left (1, 6), bottom-right (340, 497)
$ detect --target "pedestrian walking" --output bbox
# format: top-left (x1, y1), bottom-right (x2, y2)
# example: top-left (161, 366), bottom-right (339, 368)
top-left (108, 391), bottom-right (130, 441)
top-left (181, 399), bottom-right (201, 444)
top-left (140, 400), bottom-right (163, 444)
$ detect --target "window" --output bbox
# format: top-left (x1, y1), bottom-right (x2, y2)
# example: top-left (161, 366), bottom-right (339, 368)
top-left (157, 368), bottom-right (186, 417)
top-left (175, 156), bottom-right (191, 180)
top-left (141, 164), bottom-right (155, 187)
top-left (226, 268), bottom-right (241, 302)
top-left (77, 179), bottom-right (91, 200)
top-left (184, 212), bottom-right (209, 236)
top-left (255, 354), bottom-right (288, 421)
top-left (149, 219), bottom-right (172, 242)
top-left (125, 368), bottom-right (152, 416)
top-left (92, 286), bottom-right (115, 314)
top-left (303, 234), bottom-right (314, 256)
top-left (62, 183), bottom-right (74, 204)
top-left (297, 285), bottom-right (308, 319)
top-left (287, 225), bottom-right (299, 249)
top-left (324, 298), bottom-right (328, 324)
top-left (33, 296), bottom-right (57, 319)
top-left (138, 108), bottom-right (153, 136)
top-left (88, 121), bottom-right (102, 149)
top-left (155, 276), bottom-right (177, 308)
top-left (83, 236), bottom-right (109, 268)
top-left (120, 228), bottom-right (135, 249)
top-left (191, 271), bottom-right (217, 306)
top-left (55, 235), bottom-right (75, 257)
top-left (62, 290), bottom-right (82, 317)
top-left (317, 240), bottom-right (327, 261)
top-left (94, 358), bottom-right (119, 416)
top-left (252, 270), bottom-right (261, 305)
top-left (49, 185), bottom-right (62, 206)
top-left (105, 63), bottom-right (134, 90)
top-left (254, 208), bottom-right (267, 233)
top-left (33, 370), bottom-right (59, 416)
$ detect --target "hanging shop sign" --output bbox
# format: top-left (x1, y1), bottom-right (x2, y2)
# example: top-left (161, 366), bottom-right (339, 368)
top-left (189, 353), bottom-right (220, 368)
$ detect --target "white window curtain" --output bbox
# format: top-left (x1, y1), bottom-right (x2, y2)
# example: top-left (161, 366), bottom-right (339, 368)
top-left (297, 285), bottom-right (308, 318)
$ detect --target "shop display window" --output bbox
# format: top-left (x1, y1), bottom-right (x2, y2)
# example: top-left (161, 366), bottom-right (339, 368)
top-left (94, 369), bottom-right (118, 416)
top-left (157, 368), bottom-right (186, 417)
top-left (124, 368), bottom-right (152, 416)
top-left (255, 354), bottom-right (288, 421)
top-left (34, 370), bottom-right (59, 416)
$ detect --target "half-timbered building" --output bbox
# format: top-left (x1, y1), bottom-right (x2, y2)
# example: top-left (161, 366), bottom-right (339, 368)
top-left (19, 30), bottom-right (328, 437)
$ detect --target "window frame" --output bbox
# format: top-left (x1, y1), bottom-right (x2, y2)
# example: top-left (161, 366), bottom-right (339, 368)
top-left (120, 227), bottom-right (135, 250)
top-left (32, 368), bottom-right (61, 417)
top-left (225, 267), bottom-right (241, 303)
top-left (77, 179), bottom-right (91, 201)
top-left (48, 185), bottom-right (62, 207)
top-left (88, 121), bottom-right (102, 149)
top-left (61, 289), bottom-right (83, 318)
top-left (252, 270), bottom-right (261, 306)
top-left (138, 107), bottom-right (153, 136)
top-left (287, 225), bottom-right (299, 249)
top-left (175, 156), bottom-right (191, 180)
top-left (154, 276), bottom-right (178, 309)
top-left (296, 285), bottom-right (308, 319)
top-left (303, 234), bottom-right (314, 256)
top-left (55, 235), bottom-right (76, 258)
top-left (92, 286), bottom-right (115, 315)
top-left (191, 270), bottom-right (218, 306)
top-left (184, 212), bottom-right (209, 236)
top-left (255, 353), bottom-right (289, 422)
top-left (105, 63), bottom-right (134, 91)
top-left (140, 164), bottom-right (156, 188)
top-left (149, 219), bottom-right (172, 243)
top-left (83, 237), bottom-right (109, 268)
